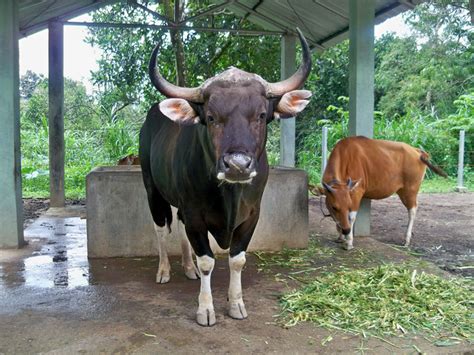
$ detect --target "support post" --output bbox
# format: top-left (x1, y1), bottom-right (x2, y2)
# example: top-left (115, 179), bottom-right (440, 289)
top-left (279, 34), bottom-right (296, 167)
top-left (0, 0), bottom-right (24, 248)
top-left (321, 126), bottom-right (328, 177)
top-left (49, 21), bottom-right (65, 207)
top-left (349, 0), bottom-right (375, 236)
top-left (456, 130), bottom-right (467, 192)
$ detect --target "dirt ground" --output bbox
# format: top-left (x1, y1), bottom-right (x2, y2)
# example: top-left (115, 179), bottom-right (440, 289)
top-left (310, 192), bottom-right (474, 278)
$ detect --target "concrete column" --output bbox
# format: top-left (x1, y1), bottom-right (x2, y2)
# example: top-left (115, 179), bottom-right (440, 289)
top-left (349, 0), bottom-right (375, 236)
top-left (49, 21), bottom-right (65, 207)
top-left (279, 34), bottom-right (296, 167)
top-left (0, 0), bottom-right (24, 248)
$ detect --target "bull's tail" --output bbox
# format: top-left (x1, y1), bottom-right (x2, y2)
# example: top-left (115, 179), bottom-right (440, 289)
top-left (420, 150), bottom-right (448, 178)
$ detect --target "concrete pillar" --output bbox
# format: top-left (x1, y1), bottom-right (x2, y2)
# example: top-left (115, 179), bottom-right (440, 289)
top-left (349, 0), bottom-right (375, 236)
top-left (279, 34), bottom-right (296, 167)
top-left (0, 0), bottom-right (24, 248)
top-left (48, 21), bottom-right (65, 207)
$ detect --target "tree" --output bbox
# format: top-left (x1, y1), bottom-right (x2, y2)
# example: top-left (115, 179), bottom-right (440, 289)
top-left (20, 70), bottom-right (45, 99)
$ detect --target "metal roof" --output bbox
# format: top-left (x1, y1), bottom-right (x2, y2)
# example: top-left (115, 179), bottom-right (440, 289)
top-left (19, 0), bottom-right (423, 50)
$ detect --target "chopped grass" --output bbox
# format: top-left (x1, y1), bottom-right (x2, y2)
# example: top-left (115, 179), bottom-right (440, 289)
top-left (253, 234), bottom-right (335, 271)
top-left (279, 263), bottom-right (474, 341)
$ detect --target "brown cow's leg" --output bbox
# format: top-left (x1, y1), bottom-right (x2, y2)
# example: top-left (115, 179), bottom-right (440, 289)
top-left (397, 189), bottom-right (418, 246)
top-left (154, 223), bottom-right (171, 283)
top-left (344, 211), bottom-right (358, 250)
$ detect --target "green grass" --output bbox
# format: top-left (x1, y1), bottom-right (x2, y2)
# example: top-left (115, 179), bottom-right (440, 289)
top-left (279, 263), bottom-right (474, 341)
top-left (421, 175), bottom-right (474, 193)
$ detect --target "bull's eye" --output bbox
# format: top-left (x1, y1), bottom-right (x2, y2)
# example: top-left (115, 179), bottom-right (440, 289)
top-left (258, 112), bottom-right (266, 120)
top-left (207, 115), bottom-right (215, 123)
top-left (333, 207), bottom-right (339, 213)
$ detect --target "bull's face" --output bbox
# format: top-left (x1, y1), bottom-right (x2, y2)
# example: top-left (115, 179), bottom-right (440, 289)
top-left (204, 84), bottom-right (268, 183)
top-left (320, 179), bottom-right (360, 236)
top-left (148, 28), bottom-right (312, 184)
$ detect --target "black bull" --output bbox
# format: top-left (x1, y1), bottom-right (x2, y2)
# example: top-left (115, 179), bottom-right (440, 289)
top-left (139, 29), bottom-right (312, 326)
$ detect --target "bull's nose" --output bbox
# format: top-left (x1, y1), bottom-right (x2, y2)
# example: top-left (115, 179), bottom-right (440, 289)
top-left (223, 153), bottom-right (252, 172)
top-left (342, 228), bottom-right (351, 235)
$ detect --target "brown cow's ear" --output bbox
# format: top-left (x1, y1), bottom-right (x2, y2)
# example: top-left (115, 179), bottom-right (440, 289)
top-left (274, 90), bottom-right (312, 119)
top-left (159, 98), bottom-right (200, 125)
top-left (348, 178), bottom-right (360, 192)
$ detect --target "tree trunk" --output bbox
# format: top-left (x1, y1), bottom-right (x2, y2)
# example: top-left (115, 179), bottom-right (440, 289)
top-left (164, 0), bottom-right (187, 86)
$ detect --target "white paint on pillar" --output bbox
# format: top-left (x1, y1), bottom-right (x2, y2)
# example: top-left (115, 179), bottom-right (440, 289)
top-left (0, 0), bottom-right (24, 248)
top-left (279, 34), bottom-right (296, 167)
top-left (349, 0), bottom-right (375, 236)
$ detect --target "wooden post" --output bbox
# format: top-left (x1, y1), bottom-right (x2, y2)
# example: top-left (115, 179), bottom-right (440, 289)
top-left (48, 21), bottom-right (65, 207)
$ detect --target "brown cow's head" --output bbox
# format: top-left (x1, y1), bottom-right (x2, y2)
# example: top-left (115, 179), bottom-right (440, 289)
top-left (319, 178), bottom-right (360, 235)
top-left (149, 29), bottom-right (312, 184)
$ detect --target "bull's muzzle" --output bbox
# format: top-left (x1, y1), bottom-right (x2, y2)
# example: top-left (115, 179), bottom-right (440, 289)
top-left (217, 152), bottom-right (257, 183)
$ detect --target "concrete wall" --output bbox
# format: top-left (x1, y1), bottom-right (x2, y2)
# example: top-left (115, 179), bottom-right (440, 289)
top-left (87, 166), bottom-right (308, 257)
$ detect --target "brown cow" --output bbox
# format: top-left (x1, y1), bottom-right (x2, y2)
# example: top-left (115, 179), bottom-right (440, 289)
top-left (318, 136), bottom-right (447, 250)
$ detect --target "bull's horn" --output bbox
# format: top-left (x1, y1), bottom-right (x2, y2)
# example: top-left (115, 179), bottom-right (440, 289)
top-left (322, 182), bottom-right (334, 194)
top-left (149, 43), bottom-right (203, 103)
top-left (266, 28), bottom-right (312, 97)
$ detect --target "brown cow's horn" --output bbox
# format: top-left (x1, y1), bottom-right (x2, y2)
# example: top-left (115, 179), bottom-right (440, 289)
top-left (266, 28), bottom-right (312, 97)
top-left (322, 182), bottom-right (334, 194)
top-left (149, 43), bottom-right (203, 103)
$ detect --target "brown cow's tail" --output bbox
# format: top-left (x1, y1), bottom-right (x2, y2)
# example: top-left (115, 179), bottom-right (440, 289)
top-left (420, 150), bottom-right (448, 178)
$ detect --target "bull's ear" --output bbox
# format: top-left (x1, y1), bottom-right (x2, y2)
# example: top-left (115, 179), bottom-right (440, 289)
top-left (159, 98), bottom-right (200, 125)
top-left (274, 90), bottom-right (312, 119)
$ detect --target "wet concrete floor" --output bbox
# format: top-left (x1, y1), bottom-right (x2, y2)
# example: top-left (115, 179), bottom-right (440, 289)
top-left (0, 207), bottom-right (472, 354)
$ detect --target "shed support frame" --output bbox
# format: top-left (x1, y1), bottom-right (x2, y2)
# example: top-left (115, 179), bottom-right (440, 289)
top-left (349, 0), bottom-right (375, 236)
top-left (0, 0), bottom-right (24, 248)
top-left (48, 21), bottom-right (65, 207)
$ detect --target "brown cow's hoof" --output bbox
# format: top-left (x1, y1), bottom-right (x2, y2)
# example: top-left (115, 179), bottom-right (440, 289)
top-left (196, 308), bottom-right (216, 326)
top-left (156, 264), bottom-right (171, 283)
top-left (343, 244), bottom-right (354, 251)
top-left (228, 301), bottom-right (248, 320)
top-left (335, 236), bottom-right (345, 243)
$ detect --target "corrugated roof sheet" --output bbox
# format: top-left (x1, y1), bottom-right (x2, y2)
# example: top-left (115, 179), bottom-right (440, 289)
top-left (18, 0), bottom-right (422, 49)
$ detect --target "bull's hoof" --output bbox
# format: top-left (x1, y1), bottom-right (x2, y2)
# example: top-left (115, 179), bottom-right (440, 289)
top-left (228, 301), bottom-right (248, 320)
top-left (156, 267), bottom-right (170, 284)
top-left (196, 308), bottom-right (216, 326)
top-left (343, 244), bottom-right (354, 251)
top-left (183, 264), bottom-right (200, 280)
top-left (335, 236), bottom-right (345, 243)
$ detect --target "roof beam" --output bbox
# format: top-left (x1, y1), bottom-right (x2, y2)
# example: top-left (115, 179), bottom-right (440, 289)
top-left (64, 20), bottom-right (283, 36)
top-left (128, 0), bottom-right (174, 25)
top-left (318, 1), bottom-right (403, 48)
top-left (178, 0), bottom-right (233, 25)
top-left (20, 0), bottom-right (120, 37)
top-left (233, 1), bottom-right (324, 50)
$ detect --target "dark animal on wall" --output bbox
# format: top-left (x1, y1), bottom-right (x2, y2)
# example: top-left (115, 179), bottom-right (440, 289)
top-left (139, 29), bottom-right (312, 326)
top-left (317, 136), bottom-right (447, 250)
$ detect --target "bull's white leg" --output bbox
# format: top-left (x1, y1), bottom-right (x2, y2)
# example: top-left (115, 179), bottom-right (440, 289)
top-left (404, 207), bottom-right (417, 247)
top-left (155, 223), bottom-right (171, 284)
top-left (228, 251), bottom-right (248, 320)
top-left (344, 211), bottom-right (358, 250)
top-left (196, 255), bottom-right (216, 326)
top-left (178, 221), bottom-right (199, 279)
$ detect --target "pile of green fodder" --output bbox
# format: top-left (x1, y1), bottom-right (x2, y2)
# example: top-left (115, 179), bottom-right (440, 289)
top-left (280, 263), bottom-right (473, 340)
